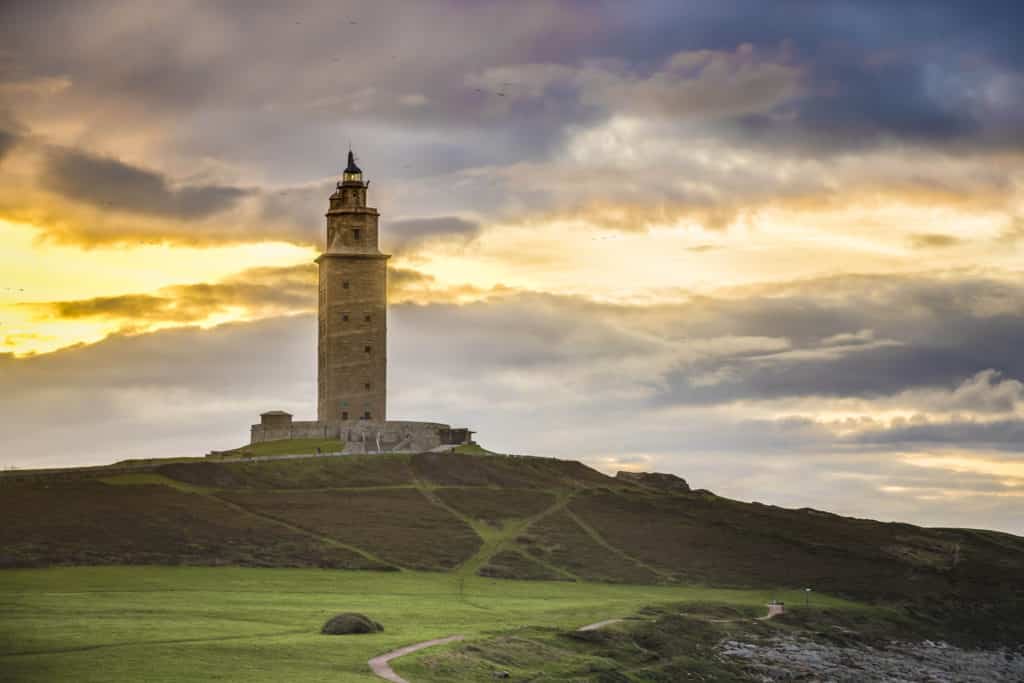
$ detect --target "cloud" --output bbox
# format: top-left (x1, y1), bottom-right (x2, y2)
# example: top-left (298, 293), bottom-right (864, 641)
top-left (386, 272), bottom-right (1024, 428)
top-left (2, 2), bottom-right (1022, 253)
top-left (0, 316), bottom-right (317, 466)
top-left (0, 129), bottom-right (17, 161)
top-left (14, 253), bottom-right (1024, 430)
top-left (0, 75), bottom-right (72, 99)
top-left (929, 369), bottom-right (1024, 414)
top-left (46, 146), bottom-right (248, 220)
top-left (18, 263), bottom-right (513, 342)
top-left (909, 233), bottom-right (962, 249)
top-left (0, 137), bottom-right (328, 246)
top-left (24, 264), bottom-right (317, 330)
top-left (853, 419), bottom-right (1024, 450)
top-left (470, 44), bottom-right (802, 122)
top-left (382, 216), bottom-right (481, 254)
top-left (4, 282), bottom-right (1024, 534)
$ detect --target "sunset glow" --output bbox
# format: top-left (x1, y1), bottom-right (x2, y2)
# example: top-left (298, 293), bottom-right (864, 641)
top-left (3, 0), bottom-right (1024, 535)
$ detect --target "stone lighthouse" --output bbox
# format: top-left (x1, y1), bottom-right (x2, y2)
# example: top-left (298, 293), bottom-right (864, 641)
top-left (246, 152), bottom-right (474, 452)
top-left (316, 150), bottom-right (389, 424)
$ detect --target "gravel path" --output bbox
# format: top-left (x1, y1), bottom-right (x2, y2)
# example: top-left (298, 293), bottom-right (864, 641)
top-left (367, 618), bottom-right (626, 681)
top-left (577, 618), bottom-right (624, 632)
top-left (368, 635), bottom-right (465, 683)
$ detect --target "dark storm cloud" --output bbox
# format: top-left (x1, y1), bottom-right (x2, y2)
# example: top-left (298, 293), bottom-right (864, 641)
top-left (258, 181), bottom-right (334, 245)
top-left (378, 272), bottom-right (1024, 423)
top-left (651, 275), bottom-right (1024, 406)
top-left (0, 0), bottom-right (601, 176)
top-left (853, 419), bottom-right (1024, 451)
top-left (909, 234), bottom-right (962, 249)
top-left (46, 146), bottom-right (248, 220)
top-left (6, 0), bottom-right (1022, 181)
top-left (383, 216), bottom-right (481, 254)
top-left (49, 294), bottom-right (168, 320)
top-left (617, 2), bottom-right (1024, 151)
top-left (0, 129), bottom-right (17, 161)
top-left (27, 263), bottom-right (510, 325)
top-left (0, 316), bottom-right (318, 458)
top-left (0, 0), bottom-right (1020, 250)
top-left (388, 267), bottom-right (434, 289)
top-left (28, 264), bottom-right (316, 324)
top-left (390, 281), bottom-right (1024, 461)
top-left (673, 340), bottom-right (1022, 406)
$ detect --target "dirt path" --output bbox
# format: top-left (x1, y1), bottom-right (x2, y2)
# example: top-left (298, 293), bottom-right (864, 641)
top-left (412, 480), bottom-right (580, 582)
top-left (577, 618), bottom-right (623, 631)
top-left (580, 604), bottom-right (781, 632)
top-left (564, 508), bottom-right (674, 582)
top-left (368, 635), bottom-right (465, 683)
top-left (207, 493), bottom-right (395, 568)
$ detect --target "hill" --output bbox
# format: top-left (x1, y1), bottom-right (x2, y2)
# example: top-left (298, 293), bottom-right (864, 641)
top-left (3, 449), bottom-right (1023, 644)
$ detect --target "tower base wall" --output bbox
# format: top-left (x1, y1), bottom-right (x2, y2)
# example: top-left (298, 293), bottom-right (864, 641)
top-left (249, 419), bottom-right (470, 453)
top-left (250, 420), bottom-right (333, 443)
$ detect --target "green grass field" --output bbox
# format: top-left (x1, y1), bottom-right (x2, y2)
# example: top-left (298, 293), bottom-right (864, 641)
top-left (3, 452), bottom-right (1022, 679)
top-left (0, 567), bottom-right (852, 682)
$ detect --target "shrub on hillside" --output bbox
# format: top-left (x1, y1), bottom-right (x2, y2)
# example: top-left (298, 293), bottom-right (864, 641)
top-left (321, 612), bottom-right (383, 635)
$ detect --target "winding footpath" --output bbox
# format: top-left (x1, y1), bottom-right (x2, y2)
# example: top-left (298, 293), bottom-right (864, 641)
top-left (367, 619), bottom-right (625, 682)
top-left (368, 635), bottom-right (465, 683)
top-left (368, 606), bottom-right (784, 681)
top-left (577, 618), bottom-right (624, 631)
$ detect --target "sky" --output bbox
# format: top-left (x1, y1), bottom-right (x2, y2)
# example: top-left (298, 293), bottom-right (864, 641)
top-left (1, 0), bottom-right (1023, 533)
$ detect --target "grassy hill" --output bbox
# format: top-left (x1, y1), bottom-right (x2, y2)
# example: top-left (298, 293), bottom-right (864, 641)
top-left (3, 449), bottom-right (1023, 646)
top-left (1, 566), bottom-right (858, 683)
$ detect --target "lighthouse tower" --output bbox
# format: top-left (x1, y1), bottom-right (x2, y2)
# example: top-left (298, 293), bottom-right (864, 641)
top-left (247, 152), bottom-right (474, 451)
top-left (316, 151), bottom-right (389, 424)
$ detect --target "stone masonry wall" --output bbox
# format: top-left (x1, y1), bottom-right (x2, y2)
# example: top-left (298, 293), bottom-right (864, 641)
top-left (317, 255), bottom-right (388, 423)
top-left (250, 420), bottom-right (331, 444)
top-left (250, 419), bottom-right (457, 452)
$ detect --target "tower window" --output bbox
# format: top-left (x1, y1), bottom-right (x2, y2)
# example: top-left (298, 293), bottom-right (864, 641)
top-left (364, 345), bottom-right (372, 353)
top-left (341, 411), bottom-right (349, 421)
top-left (364, 313), bottom-right (372, 322)
top-left (342, 313), bottom-right (349, 322)
top-left (342, 281), bottom-right (350, 289)
top-left (364, 382), bottom-right (371, 391)
top-left (352, 228), bottom-right (361, 241)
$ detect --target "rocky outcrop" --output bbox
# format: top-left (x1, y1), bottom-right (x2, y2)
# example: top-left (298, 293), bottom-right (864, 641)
top-left (615, 471), bottom-right (690, 492)
top-left (720, 636), bottom-right (1024, 682)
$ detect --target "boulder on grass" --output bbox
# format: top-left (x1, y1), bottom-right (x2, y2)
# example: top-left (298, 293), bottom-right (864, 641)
top-left (321, 612), bottom-right (383, 635)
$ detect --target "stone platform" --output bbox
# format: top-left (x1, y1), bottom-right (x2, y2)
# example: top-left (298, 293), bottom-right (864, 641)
top-left (250, 411), bottom-right (472, 453)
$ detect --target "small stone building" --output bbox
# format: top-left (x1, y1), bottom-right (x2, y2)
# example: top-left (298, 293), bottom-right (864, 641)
top-left (259, 411), bottom-right (293, 429)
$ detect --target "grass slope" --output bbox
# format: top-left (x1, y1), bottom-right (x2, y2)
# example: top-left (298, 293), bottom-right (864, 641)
top-left (219, 488), bottom-right (482, 570)
top-left (0, 480), bottom-right (381, 570)
top-left (434, 488), bottom-right (557, 526)
top-left (2, 450), bottom-right (1023, 644)
top-left (213, 438), bottom-right (348, 458)
top-left (400, 602), bottom-right (959, 682)
top-left (156, 453), bottom-right (416, 489)
top-left (0, 566), bottom-right (847, 683)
